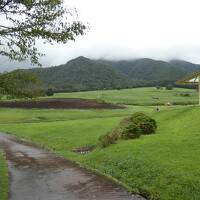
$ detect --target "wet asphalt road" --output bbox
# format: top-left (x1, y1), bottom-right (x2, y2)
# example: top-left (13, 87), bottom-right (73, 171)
top-left (0, 133), bottom-right (145, 200)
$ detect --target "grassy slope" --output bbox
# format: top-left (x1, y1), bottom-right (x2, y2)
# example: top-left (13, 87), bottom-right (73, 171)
top-left (0, 152), bottom-right (8, 200)
top-left (45, 87), bottom-right (198, 105)
top-left (0, 106), bottom-right (152, 159)
top-left (82, 106), bottom-right (200, 200)
top-left (0, 106), bottom-right (199, 199)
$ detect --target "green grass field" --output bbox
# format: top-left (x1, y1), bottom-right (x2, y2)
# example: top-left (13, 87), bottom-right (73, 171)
top-left (0, 87), bottom-right (199, 200)
top-left (0, 105), bottom-right (199, 199)
top-left (46, 87), bottom-right (198, 105)
top-left (0, 106), bottom-right (151, 124)
top-left (0, 152), bottom-right (8, 200)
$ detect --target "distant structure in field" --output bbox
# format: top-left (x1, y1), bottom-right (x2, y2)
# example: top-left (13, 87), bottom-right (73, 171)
top-left (176, 71), bottom-right (200, 105)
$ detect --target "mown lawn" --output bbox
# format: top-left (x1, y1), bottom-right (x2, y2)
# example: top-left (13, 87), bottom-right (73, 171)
top-left (0, 152), bottom-right (8, 200)
top-left (44, 87), bottom-right (198, 106)
top-left (0, 105), bottom-right (199, 199)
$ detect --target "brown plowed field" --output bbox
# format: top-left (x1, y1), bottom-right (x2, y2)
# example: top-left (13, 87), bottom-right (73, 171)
top-left (0, 98), bottom-right (124, 109)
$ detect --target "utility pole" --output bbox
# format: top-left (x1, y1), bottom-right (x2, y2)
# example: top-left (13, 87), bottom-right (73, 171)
top-left (199, 76), bottom-right (200, 105)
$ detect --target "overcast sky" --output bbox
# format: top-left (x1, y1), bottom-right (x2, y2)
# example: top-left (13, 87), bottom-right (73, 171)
top-left (2, 0), bottom-right (200, 70)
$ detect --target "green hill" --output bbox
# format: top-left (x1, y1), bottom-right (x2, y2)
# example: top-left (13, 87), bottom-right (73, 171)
top-left (100, 58), bottom-right (187, 85)
top-left (29, 56), bottom-right (139, 91)
top-left (169, 59), bottom-right (200, 73)
top-left (25, 57), bottom-right (200, 92)
top-left (28, 56), bottom-right (147, 91)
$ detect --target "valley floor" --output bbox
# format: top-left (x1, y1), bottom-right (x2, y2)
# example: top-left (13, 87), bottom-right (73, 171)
top-left (45, 87), bottom-right (198, 106)
top-left (0, 104), bottom-right (199, 200)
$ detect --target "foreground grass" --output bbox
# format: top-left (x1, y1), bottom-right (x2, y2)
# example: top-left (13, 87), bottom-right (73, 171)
top-left (0, 117), bottom-right (122, 159)
top-left (0, 106), bottom-right (199, 199)
top-left (0, 152), bottom-right (8, 200)
top-left (82, 106), bottom-right (200, 200)
top-left (45, 87), bottom-right (198, 106)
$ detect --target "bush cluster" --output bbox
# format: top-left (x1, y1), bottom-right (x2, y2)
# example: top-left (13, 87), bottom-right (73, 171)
top-left (98, 132), bottom-right (119, 148)
top-left (98, 112), bottom-right (157, 148)
top-left (46, 88), bottom-right (54, 96)
top-left (180, 93), bottom-right (190, 97)
top-left (156, 86), bottom-right (163, 90)
top-left (132, 112), bottom-right (157, 134)
top-left (121, 123), bottom-right (141, 139)
top-left (165, 85), bottom-right (173, 90)
top-left (122, 112), bottom-right (157, 139)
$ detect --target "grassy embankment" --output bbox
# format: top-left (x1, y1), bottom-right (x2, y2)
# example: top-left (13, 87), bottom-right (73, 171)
top-left (0, 152), bottom-right (8, 200)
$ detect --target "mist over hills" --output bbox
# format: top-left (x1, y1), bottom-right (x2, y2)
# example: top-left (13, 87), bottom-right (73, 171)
top-left (19, 56), bottom-right (200, 92)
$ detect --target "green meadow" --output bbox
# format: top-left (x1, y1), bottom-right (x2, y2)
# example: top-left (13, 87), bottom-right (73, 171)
top-left (45, 87), bottom-right (198, 105)
top-left (0, 152), bottom-right (8, 200)
top-left (0, 87), bottom-right (200, 200)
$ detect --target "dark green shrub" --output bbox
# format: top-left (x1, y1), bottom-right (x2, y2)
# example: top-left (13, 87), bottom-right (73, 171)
top-left (138, 118), bottom-right (157, 134)
top-left (165, 85), bottom-right (173, 90)
top-left (98, 132), bottom-right (118, 148)
top-left (46, 88), bottom-right (54, 96)
top-left (121, 123), bottom-right (141, 139)
top-left (173, 101), bottom-right (194, 105)
top-left (98, 113), bottom-right (157, 147)
top-left (156, 86), bottom-right (162, 90)
top-left (130, 112), bottom-right (146, 121)
top-left (180, 93), bottom-right (190, 97)
top-left (130, 112), bottom-right (157, 135)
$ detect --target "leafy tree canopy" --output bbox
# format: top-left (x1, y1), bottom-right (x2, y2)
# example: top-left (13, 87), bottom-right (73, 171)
top-left (0, 0), bottom-right (86, 65)
top-left (0, 70), bottom-right (42, 98)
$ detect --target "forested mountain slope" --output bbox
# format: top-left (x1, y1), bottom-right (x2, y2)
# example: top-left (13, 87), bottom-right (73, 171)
top-left (22, 56), bottom-right (200, 91)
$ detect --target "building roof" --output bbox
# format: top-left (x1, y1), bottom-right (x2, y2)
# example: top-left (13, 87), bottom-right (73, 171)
top-left (176, 71), bottom-right (200, 85)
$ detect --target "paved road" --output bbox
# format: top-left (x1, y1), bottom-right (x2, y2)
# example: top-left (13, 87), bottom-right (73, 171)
top-left (0, 133), bottom-right (145, 200)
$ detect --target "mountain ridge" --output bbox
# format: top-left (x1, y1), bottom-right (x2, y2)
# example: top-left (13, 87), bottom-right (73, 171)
top-left (20, 56), bottom-right (200, 92)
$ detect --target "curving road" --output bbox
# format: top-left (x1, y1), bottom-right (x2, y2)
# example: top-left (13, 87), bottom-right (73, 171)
top-left (0, 133), bottom-right (145, 200)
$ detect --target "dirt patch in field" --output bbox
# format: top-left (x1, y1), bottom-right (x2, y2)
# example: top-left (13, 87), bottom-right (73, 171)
top-left (0, 98), bottom-right (124, 109)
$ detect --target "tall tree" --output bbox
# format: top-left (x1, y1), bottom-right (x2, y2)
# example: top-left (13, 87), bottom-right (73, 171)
top-left (0, 0), bottom-right (86, 66)
top-left (0, 70), bottom-right (42, 98)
